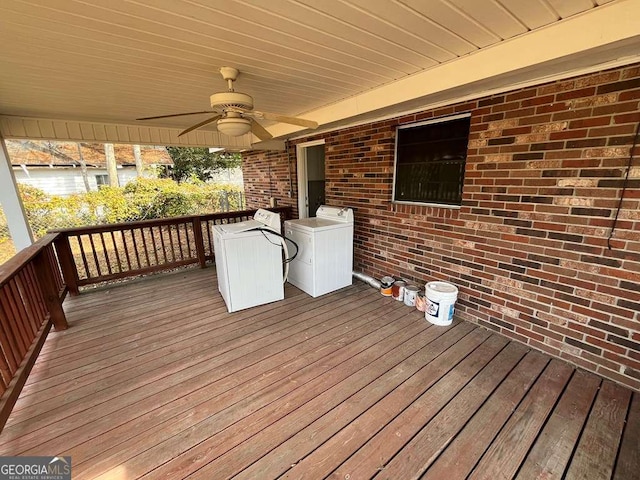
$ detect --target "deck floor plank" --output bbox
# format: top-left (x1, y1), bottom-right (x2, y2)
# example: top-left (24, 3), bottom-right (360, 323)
top-left (565, 381), bottom-right (632, 480)
top-left (421, 351), bottom-right (549, 480)
top-left (468, 359), bottom-right (576, 480)
top-left (0, 267), bottom-right (635, 480)
top-left (614, 392), bottom-right (640, 480)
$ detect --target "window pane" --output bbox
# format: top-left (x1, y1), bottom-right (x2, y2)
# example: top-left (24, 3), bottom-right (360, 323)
top-left (393, 115), bottom-right (470, 205)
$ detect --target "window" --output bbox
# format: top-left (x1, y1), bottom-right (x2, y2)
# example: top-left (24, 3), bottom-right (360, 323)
top-left (393, 113), bottom-right (471, 206)
top-left (95, 174), bottom-right (108, 188)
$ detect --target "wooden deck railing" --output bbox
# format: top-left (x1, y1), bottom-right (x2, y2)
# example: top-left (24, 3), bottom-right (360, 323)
top-left (0, 233), bottom-right (69, 430)
top-left (53, 207), bottom-right (292, 294)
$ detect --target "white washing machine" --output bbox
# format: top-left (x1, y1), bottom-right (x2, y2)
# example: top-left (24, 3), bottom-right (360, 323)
top-left (213, 209), bottom-right (288, 313)
top-left (284, 205), bottom-right (354, 298)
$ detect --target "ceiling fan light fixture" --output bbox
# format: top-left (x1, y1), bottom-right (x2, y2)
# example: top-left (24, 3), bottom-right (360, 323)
top-left (216, 117), bottom-right (252, 137)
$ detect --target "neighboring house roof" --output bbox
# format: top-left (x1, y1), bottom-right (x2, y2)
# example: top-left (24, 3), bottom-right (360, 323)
top-left (6, 140), bottom-right (173, 167)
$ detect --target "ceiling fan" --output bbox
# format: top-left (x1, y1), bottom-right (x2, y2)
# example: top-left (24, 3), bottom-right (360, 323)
top-left (136, 67), bottom-right (318, 140)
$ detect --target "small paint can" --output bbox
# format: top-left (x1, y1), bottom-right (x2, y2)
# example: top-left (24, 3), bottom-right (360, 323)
top-left (392, 281), bottom-right (406, 301)
top-left (403, 285), bottom-right (419, 307)
top-left (415, 291), bottom-right (427, 312)
top-left (380, 276), bottom-right (394, 297)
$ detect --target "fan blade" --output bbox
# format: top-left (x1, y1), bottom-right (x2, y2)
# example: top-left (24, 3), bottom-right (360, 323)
top-left (250, 119), bottom-right (273, 141)
top-left (178, 115), bottom-right (221, 137)
top-left (136, 111), bottom-right (216, 121)
top-left (250, 110), bottom-right (318, 129)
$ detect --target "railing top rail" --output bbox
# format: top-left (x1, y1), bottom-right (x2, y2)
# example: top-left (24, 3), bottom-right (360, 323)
top-left (0, 232), bottom-right (59, 289)
top-left (50, 207), bottom-right (293, 236)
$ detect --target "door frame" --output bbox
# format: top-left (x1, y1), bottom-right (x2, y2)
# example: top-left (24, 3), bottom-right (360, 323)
top-left (296, 139), bottom-right (325, 219)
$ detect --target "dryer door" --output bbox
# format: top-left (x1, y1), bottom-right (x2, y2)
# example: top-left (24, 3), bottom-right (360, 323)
top-left (285, 226), bottom-right (314, 294)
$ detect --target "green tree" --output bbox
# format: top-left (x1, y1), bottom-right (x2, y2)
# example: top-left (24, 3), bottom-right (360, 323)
top-left (164, 147), bottom-right (241, 182)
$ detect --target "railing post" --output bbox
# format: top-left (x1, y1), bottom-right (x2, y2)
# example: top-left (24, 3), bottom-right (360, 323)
top-left (192, 217), bottom-right (207, 269)
top-left (33, 249), bottom-right (68, 331)
top-left (53, 234), bottom-right (80, 295)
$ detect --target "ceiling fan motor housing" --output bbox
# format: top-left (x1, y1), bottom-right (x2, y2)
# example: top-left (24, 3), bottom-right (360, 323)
top-left (210, 92), bottom-right (253, 110)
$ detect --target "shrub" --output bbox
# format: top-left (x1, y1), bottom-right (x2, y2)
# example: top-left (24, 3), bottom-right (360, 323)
top-left (0, 179), bottom-right (246, 242)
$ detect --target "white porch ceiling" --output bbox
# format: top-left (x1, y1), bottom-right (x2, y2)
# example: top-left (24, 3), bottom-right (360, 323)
top-left (0, 0), bottom-right (639, 148)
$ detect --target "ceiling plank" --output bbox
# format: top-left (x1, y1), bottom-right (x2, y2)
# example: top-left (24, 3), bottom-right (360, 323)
top-left (497, 0), bottom-right (559, 29)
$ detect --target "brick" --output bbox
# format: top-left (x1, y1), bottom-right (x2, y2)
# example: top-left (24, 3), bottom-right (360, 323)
top-left (588, 319), bottom-right (629, 337)
top-left (556, 87), bottom-right (596, 101)
top-left (513, 152), bottom-right (544, 161)
top-left (619, 89), bottom-right (640, 101)
top-left (618, 299), bottom-right (640, 311)
top-left (598, 179), bottom-right (640, 188)
top-left (548, 232), bottom-right (583, 243)
top-left (566, 138), bottom-right (607, 149)
top-left (557, 178), bottom-right (597, 187)
top-left (593, 101), bottom-right (640, 116)
top-left (569, 117), bottom-right (612, 129)
top-left (608, 334), bottom-right (640, 352)
top-left (530, 141), bottom-right (565, 151)
top-left (620, 280), bottom-right (640, 292)
top-left (597, 77), bottom-right (640, 94)
top-left (571, 207), bottom-right (612, 217)
top-left (579, 168), bottom-right (623, 177)
top-left (479, 96), bottom-right (505, 107)
top-left (542, 169), bottom-right (579, 178)
top-left (531, 122), bottom-right (568, 133)
top-left (575, 71), bottom-right (621, 86)
top-left (565, 337), bottom-right (602, 356)
top-left (613, 112), bottom-right (640, 124)
top-left (488, 137), bottom-right (516, 145)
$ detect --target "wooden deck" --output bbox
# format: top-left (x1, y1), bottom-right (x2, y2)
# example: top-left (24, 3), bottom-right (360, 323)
top-left (0, 267), bottom-right (637, 479)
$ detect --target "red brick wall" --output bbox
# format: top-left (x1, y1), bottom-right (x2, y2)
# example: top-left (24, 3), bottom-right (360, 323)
top-left (243, 64), bottom-right (640, 391)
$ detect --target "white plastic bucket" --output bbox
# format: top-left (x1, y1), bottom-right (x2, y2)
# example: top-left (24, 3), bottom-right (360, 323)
top-left (425, 281), bottom-right (458, 326)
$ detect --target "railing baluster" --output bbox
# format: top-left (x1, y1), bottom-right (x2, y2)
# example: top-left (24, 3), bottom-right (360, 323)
top-left (167, 225), bottom-right (177, 262)
top-left (0, 353), bottom-right (10, 392)
top-left (9, 278), bottom-right (36, 343)
top-left (15, 270), bottom-right (39, 336)
top-left (183, 222), bottom-right (193, 258)
top-left (175, 224), bottom-right (185, 260)
top-left (76, 235), bottom-right (91, 280)
top-left (139, 228), bottom-right (151, 267)
top-left (87, 234), bottom-right (102, 278)
top-left (110, 231), bottom-right (122, 273)
top-left (158, 226), bottom-right (168, 263)
top-left (0, 288), bottom-right (28, 357)
top-left (128, 229), bottom-right (142, 270)
top-left (119, 230), bottom-right (131, 272)
top-left (99, 232), bottom-right (112, 276)
top-left (0, 301), bottom-right (21, 371)
top-left (26, 263), bottom-right (47, 320)
top-left (149, 226), bottom-right (160, 265)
